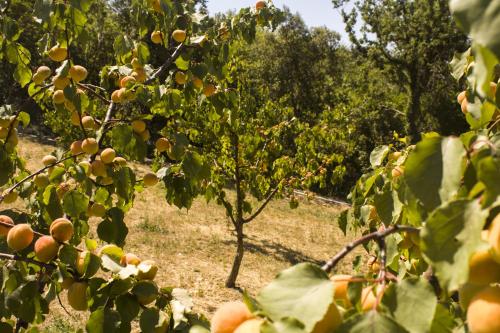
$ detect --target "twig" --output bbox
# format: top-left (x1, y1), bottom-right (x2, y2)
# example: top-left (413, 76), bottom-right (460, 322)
top-left (243, 184), bottom-right (281, 223)
top-left (76, 83), bottom-right (110, 104)
top-left (0, 252), bottom-right (55, 270)
top-left (322, 225), bottom-right (419, 273)
top-left (0, 152), bottom-right (84, 203)
top-left (0, 220), bottom-right (44, 238)
top-left (145, 44), bottom-right (185, 85)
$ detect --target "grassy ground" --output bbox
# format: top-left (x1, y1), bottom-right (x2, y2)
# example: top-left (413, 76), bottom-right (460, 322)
top-left (5, 138), bottom-right (359, 331)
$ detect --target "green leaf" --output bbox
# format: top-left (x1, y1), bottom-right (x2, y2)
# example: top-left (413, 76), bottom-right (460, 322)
top-left (430, 304), bottom-right (456, 333)
top-left (421, 199), bottom-right (488, 291)
top-left (116, 294), bottom-right (140, 323)
top-left (477, 156), bottom-right (500, 206)
top-left (262, 318), bottom-right (306, 333)
top-left (86, 307), bottom-right (121, 333)
top-left (14, 64), bottom-right (32, 88)
top-left (97, 208), bottom-right (128, 246)
top-left (450, 0), bottom-right (500, 58)
top-left (405, 136), bottom-right (466, 211)
top-left (370, 145), bottom-right (389, 168)
top-left (382, 278), bottom-right (437, 333)
top-left (256, 263), bottom-right (340, 333)
top-left (337, 312), bottom-right (409, 333)
top-left (62, 191), bottom-right (89, 217)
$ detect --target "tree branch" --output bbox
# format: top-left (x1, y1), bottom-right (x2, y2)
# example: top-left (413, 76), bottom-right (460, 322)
top-left (145, 44), bottom-right (185, 85)
top-left (322, 225), bottom-right (420, 273)
top-left (0, 252), bottom-right (55, 270)
top-left (243, 184), bottom-right (281, 224)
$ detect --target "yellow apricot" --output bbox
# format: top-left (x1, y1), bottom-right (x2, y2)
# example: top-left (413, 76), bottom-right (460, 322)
top-left (155, 138), bottom-right (171, 153)
top-left (113, 156), bottom-right (127, 166)
top-left (67, 281), bottom-right (88, 311)
top-left (52, 75), bottom-right (70, 90)
top-left (48, 46), bottom-right (67, 62)
top-left (131, 120), bottom-right (146, 134)
top-left (151, 31), bottom-right (163, 44)
top-left (100, 148), bottom-right (116, 164)
top-left (42, 155), bottom-right (58, 166)
top-left (78, 161), bottom-right (92, 176)
top-left (143, 173), bottom-right (159, 187)
top-left (120, 253), bottom-right (141, 266)
top-left (392, 166), bottom-right (404, 179)
top-left (211, 301), bottom-right (253, 333)
top-left (34, 236), bottom-right (60, 263)
top-left (175, 71), bottom-right (187, 85)
top-left (34, 173), bottom-right (50, 188)
top-left (172, 30), bottom-right (187, 43)
top-left (70, 111), bottom-right (81, 126)
top-left (468, 250), bottom-right (500, 285)
top-left (467, 286), bottom-right (500, 333)
top-left (332, 274), bottom-right (352, 308)
top-left (91, 160), bottom-right (107, 177)
top-left (0, 215), bottom-right (14, 236)
top-left (488, 214), bottom-right (500, 263)
top-left (81, 116), bottom-right (95, 129)
top-left (81, 138), bottom-right (99, 155)
top-left (120, 75), bottom-right (136, 88)
top-left (69, 65), bottom-right (88, 82)
top-left (361, 286), bottom-right (384, 312)
top-left (192, 76), bottom-right (203, 89)
top-left (52, 90), bottom-right (65, 104)
top-left (7, 224), bottom-right (34, 251)
top-left (111, 89), bottom-right (124, 103)
top-left (140, 129), bottom-right (151, 141)
top-left (49, 218), bottom-right (74, 242)
top-left (61, 276), bottom-right (74, 290)
top-left (152, 0), bottom-right (162, 12)
top-left (36, 66), bottom-right (52, 80)
top-left (70, 140), bottom-right (83, 155)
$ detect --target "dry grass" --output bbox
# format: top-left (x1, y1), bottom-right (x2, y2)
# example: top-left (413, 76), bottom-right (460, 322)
top-left (4, 138), bottom-right (359, 331)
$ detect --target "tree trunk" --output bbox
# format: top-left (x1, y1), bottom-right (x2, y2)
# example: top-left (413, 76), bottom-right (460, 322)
top-left (225, 224), bottom-right (244, 288)
top-left (406, 71), bottom-right (422, 143)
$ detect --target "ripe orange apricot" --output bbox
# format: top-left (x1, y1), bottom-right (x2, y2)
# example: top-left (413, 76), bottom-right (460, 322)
top-left (0, 215), bottom-right (14, 236)
top-left (34, 236), bottom-right (60, 263)
top-left (467, 286), bottom-right (500, 333)
top-left (69, 65), bottom-right (88, 82)
top-left (67, 281), bottom-right (88, 311)
top-left (331, 274), bottom-right (352, 308)
top-left (468, 249), bottom-right (500, 285)
top-left (192, 76), bottom-right (203, 89)
top-left (392, 166), bottom-right (404, 179)
top-left (120, 253), bottom-right (141, 266)
top-left (457, 91), bottom-right (467, 104)
top-left (7, 224), bottom-right (34, 251)
top-left (120, 75), bottom-right (136, 88)
top-left (50, 218), bottom-right (74, 242)
top-left (461, 98), bottom-right (469, 114)
top-left (48, 45), bottom-right (67, 62)
top-left (70, 140), bottom-right (83, 155)
top-left (211, 301), bottom-right (253, 333)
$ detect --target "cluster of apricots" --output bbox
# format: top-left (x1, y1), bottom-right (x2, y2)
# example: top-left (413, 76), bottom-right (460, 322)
top-left (457, 82), bottom-right (497, 114)
top-left (0, 213), bottom-right (160, 312)
top-left (458, 214), bottom-right (500, 333)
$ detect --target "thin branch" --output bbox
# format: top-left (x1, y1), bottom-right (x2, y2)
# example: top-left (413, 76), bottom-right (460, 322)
top-left (76, 83), bottom-right (110, 104)
top-left (322, 225), bottom-right (420, 273)
top-left (0, 252), bottom-right (55, 270)
top-left (243, 184), bottom-right (281, 224)
top-left (145, 44), bottom-right (185, 85)
top-left (0, 152), bottom-right (84, 203)
top-left (0, 220), bottom-right (44, 238)
top-left (220, 194), bottom-right (237, 227)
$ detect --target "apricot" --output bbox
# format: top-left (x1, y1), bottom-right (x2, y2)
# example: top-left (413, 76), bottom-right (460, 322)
top-left (192, 77), bottom-right (203, 89)
top-left (234, 319), bottom-right (263, 333)
top-left (81, 138), bottom-right (99, 155)
top-left (2, 191), bottom-right (18, 204)
top-left (70, 140), bottom-right (83, 155)
top-left (488, 214), bottom-right (500, 263)
top-left (78, 161), bottom-right (92, 176)
top-left (0, 127), bottom-right (8, 139)
top-left (69, 65), bottom-right (88, 82)
top-left (36, 66), bottom-right (52, 80)
top-left (468, 250), bottom-right (500, 285)
top-left (81, 116), bottom-right (95, 129)
top-left (100, 148), bottom-right (116, 164)
top-left (121, 253), bottom-right (141, 266)
top-left (391, 166), bottom-right (404, 179)
top-left (490, 82), bottom-right (497, 97)
top-left (140, 129), bottom-right (151, 141)
top-left (151, 31), bottom-right (163, 44)
top-left (52, 90), bottom-right (66, 104)
top-left (459, 283), bottom-right (486, 310)
top-left (132, 120), bottom-right (146, 133)
top-left (131, 58), bottom-right (142, 69)
top-left (155, 138), bottom-right (171, 152)
top-left (50, 218), bottom-right (74, 242)
top-left (42, 155), bottom-right (58, 166)
top-left (113, 156), bottom-right (127, 166)
top-left (0, 215), bottom-right (14, 236)
top-left (172, 30), bottom-right (187, 43)
top-left (33, 72), bottom-right (45, 85)
top-left (457, 91), bottom-right (467, 104)
top-left (256, 1), bottom-right (267, 10)
top-left (132, 69), bottom-right (147, 83)
top-left (388, 151), bottom-right (402, 161)
top-left (120, 75), bottom-right (136, 88)
top-left (361, 286), bottom-right (384, 312)
top-left (67, 281), bottom-right (88, 311)
top-left (143, 173), bottom-right (159, 187)
top-left (137, 260), bottom-right (158, 280)
top-left (89, 203), bottom-right (106, 218)
top-left (91, 160), bottom-right (107, 177)
top-left (461, 98), bottom-right (468, 114)
top-left (52, 75), bottom-right (70, 90)
top-left (61, 276), bottom-right (74, 290)
top-left (311, 301), bottom-right (342, 333)
top-left (331, 274), bottom-right (352, 308)
top-left (175, 71), bottom-right (187, 85)
top-left (203, 84), bottom-right (216, 97)
top-left (65, 100), bottom-right (76, 112)
top-left (70, 111), bottom-right (81, 126)
top-left (211, 301), bottom-right (253, 333)
top-left (100, 176), bottom-right (114, 186)
top-left (34, 173), bottom-right (50, 189)
top-left (48, 45), bottom-right (67, 62)
top-left (467, 286), bottom-right (500, 333)
top-left (34, 236), bottom-right (60, 263)
top-left (7, 224), bottom-right (34, 251)
top-left (111, 89), bottom-right (124, 103)
top-left (75, 250), bottom-right (89, 276)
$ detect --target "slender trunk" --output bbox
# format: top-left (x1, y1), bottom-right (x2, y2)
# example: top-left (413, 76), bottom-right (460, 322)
top-left (406, 70), bottom-right (422, 143)
top-left (226, 224), bottom-right (244, 288)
